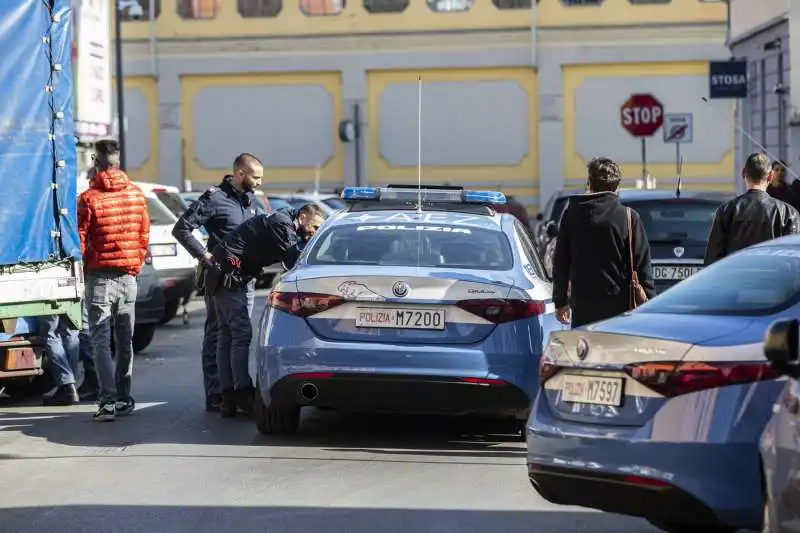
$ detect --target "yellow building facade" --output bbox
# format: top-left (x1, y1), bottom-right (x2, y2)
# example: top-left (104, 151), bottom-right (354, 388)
top-left (116, 0), bottom-right (730, 212)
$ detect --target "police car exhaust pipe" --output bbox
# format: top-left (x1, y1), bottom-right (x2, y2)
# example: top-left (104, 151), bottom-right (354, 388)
top-left (299, 382), bottom-right (319, 402)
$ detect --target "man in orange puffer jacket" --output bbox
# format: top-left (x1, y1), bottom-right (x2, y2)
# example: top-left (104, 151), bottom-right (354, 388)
top-left (78, 139), bottom-right (150, 422)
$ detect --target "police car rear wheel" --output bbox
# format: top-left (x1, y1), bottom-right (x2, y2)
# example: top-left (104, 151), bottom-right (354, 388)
top-left (254, 381), bottom-right (300, 435)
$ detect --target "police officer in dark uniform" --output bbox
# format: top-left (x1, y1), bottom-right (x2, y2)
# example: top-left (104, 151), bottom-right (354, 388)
top-left (208, 203), bottom-right (325, 418)
top-left (172, 153), bottom-right (263, 412)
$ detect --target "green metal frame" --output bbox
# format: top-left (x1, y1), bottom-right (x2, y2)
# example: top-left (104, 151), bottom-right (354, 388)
top-left (0, 300), bottom-right (82, 330)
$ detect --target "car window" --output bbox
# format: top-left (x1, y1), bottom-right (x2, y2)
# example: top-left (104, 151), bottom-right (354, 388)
top-left (155, 191), bottom-right (188, 218)
top-left (307, 223), bottom-right (514, 271)
top-left (322, 197), bottom-right (346, 210)
top-left (638, 246), bottom-right (800, 316)
top-left (146, 196), bottom-right (178, 226)
top-left (625, 200), bottom-right (720, 244)
top-left (514, 220), bottom-right (548, 279)
top-left (267, 197), bottom-right (293, 211)
top-left (252, 196), bottom-right (270, 215)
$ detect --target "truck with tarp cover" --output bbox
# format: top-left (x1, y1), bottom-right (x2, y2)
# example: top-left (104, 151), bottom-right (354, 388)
top-left (0, 0), bottom-right (82, 391)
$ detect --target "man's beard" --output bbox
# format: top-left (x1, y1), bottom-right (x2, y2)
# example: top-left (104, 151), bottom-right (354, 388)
top-left (297, 226), bottom-right (311, 242)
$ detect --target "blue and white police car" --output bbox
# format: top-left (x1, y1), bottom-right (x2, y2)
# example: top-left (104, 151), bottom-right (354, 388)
top-left (254, 185), bottom-right (557, 436)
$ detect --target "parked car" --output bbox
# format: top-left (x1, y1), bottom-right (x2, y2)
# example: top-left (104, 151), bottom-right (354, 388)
top-left (526, 238), bottom-right (799, 533)
top-left (272, 192), bottom-right (342, 217)
top-left (77, 179), bottom-right (200, 325)
top-left (541, 189), bottom-right (732, 293)
top-left (133, 258), bottom-right (165, 353)
top-left (761, 314), bottom-right (800, 533)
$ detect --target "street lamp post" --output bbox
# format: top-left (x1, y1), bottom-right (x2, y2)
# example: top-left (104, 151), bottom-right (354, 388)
top-left (114, 0), bottom-right (127, 170)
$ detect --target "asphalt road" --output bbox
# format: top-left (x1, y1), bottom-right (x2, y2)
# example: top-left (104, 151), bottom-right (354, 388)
top-left (0, 292), bottom-right (659, 533)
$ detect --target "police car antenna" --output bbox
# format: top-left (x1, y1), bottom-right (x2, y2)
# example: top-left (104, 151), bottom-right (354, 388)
top-left (701, 96), bottom-right (799, 179)
top-left (676, 156), bottom-right (683, 198)
top-left (416, 75), bottom-right (423, 215)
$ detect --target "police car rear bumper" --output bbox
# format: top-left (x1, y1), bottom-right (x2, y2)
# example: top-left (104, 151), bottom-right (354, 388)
top-left (266, 372), bottom-right (531, 420)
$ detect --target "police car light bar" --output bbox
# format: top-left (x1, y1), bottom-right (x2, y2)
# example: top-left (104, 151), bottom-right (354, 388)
top-left (340, 187), bottom-right (507, 206)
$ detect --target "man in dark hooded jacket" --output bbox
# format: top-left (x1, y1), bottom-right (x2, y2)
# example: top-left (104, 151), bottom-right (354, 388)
top-left (552, 157), bottom-right (656, 328)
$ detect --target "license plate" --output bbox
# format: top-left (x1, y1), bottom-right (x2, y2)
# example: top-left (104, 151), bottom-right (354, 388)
top-left (3, 347), bottom-right (37, 371)
top-left (149, 243), bottom-right (177, 257)
top-left (653, 265), bottom-right (701, 280)
top-left (355, 307), bottom-right (446, 330)
top-left (561, 374), bottom-right (624, 406)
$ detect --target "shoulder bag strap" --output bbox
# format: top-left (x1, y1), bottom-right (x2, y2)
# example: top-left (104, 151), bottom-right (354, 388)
top-left (626, 207), bottom-right (635, 276)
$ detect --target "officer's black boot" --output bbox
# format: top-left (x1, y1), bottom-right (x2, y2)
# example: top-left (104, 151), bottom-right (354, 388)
top-left (236, 386), bottom-right (255, 418)
top-left (221, 388), bottom-right (237, 418)
top-left (205, 393), bottom-right (222, 413)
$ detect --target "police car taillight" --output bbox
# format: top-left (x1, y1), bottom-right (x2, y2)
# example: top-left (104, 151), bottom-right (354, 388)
top-left (623, 361), bottom-right (780, 398)
top-left (268, 291), bottom-right (345, 318)
top-left (456, 299), bottom-right (545, 324)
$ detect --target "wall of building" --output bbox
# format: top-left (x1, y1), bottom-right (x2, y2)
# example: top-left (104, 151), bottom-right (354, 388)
top-left (115, 0), bottom-right (729, 212)
top-left (729, 0), bottom-right (791, 187)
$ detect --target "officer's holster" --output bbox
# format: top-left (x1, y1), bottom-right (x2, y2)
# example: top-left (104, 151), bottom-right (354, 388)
top-left (194, 263), bottom-right (206, 291)
top-left (204, 266), bottom-right (224, 296)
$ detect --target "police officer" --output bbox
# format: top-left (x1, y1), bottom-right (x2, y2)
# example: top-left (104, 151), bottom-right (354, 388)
top-left (172, 153), bottom-right (263, 412)
top-left (208, 203), bottom-right (325, 418)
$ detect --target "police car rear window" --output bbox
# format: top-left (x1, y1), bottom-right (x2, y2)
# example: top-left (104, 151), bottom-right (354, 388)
top-left (308, 223), bottom-right (514, 271)
top-left (626, 200), bottom-right (720, 244)
top-left (638, 246), bottom-right (800, 316)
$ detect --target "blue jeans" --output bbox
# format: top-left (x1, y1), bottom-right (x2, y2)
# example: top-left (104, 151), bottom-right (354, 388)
top-left (213, 280), bottom-right (255, 390)
top-left (38, 315), bottom-right (80, 387)
top-left (87, 271), bottom-right (137, 404)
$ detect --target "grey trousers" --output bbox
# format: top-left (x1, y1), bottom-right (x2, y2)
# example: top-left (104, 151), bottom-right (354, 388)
top-left (87, 271), bottom-right (138, 404)
top-left (213, 280), bottom-right (255, 390)
top-left (201, 289), bottom-right (220, 396)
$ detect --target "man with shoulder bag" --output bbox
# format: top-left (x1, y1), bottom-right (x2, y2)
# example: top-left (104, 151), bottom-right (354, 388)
top-left (552, 157), bottom-right (656, 328)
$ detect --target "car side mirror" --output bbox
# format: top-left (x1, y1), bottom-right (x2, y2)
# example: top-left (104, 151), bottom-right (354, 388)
top-left (546, 223), bottom-right (559, 239)
top-left (536, 213), bottom-right (544, 221)
top-left (764, 318), bottom-right (800, 378)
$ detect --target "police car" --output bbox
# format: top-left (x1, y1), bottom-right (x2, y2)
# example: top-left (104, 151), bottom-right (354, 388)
top-left (254, 185), bottom-right (558, 436)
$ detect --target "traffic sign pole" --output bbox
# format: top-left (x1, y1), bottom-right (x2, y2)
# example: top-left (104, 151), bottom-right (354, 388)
top-left (620, 93), bottom-right (665, 182)
top-left (641, 138), bottom-right (647, 181)
top-left (662, 112), bottom-right (693, 179)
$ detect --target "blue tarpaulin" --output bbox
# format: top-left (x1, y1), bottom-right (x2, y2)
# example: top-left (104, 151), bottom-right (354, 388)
top-left (0, 0), bottom-right (80, 266)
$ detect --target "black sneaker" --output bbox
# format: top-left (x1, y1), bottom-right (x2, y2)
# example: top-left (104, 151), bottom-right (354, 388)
top-left (92, 402), bottom-right (115, 422)
top-left (115, 397), bottom-right (136, 417)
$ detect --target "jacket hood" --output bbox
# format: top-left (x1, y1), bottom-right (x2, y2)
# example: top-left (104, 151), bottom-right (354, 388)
top-left (92, 169), bottom-right (131, 192)
top-left (568, 191), bottom-right (621, 225)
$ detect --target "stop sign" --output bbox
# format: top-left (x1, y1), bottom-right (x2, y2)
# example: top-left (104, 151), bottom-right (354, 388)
top-left (620, 94), bottom-right (664, 137)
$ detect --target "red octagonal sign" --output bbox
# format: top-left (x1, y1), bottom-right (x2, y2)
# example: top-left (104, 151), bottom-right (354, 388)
top-left (620, 93), bottom-right (664, 138)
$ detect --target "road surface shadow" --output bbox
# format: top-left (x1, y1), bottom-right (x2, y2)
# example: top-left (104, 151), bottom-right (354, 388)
top-left (0, 405), bottom-right (527, 460)
top-left (0, 505), bottom-right (659, 533)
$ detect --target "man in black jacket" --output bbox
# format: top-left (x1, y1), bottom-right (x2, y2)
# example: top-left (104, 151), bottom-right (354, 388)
top-left (553, 157), bottom-right (656, 328)
top-left (208, 204), bottom-right (325, 418)
top-left (172, 153), bottom-right (261, 412)
top-left (705, 152), bottom-right (800, 265)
